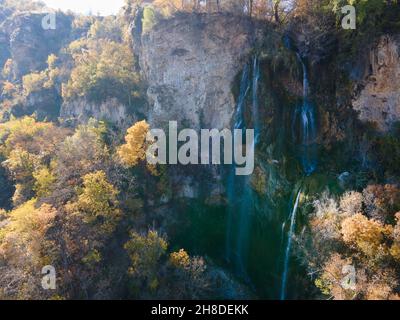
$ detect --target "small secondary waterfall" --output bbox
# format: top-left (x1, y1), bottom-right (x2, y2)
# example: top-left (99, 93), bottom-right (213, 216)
top-left (252, 56), bottom-right (261, 142)
top-left (292, 52), bottom-right (317, 176)
top-left (226, 55), bottom-right (260, 276)
top-left (234, 63), bottom-right (250, 130)
top-left (280, 189), bottom-right (302, 300)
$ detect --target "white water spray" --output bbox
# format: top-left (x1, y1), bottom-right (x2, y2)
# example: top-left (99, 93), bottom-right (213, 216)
top-left (280, 189), bottom-right (301, 300)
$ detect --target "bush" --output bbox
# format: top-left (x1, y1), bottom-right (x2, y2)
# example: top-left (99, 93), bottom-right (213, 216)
top-left (142, 6), bottom-right (157, 34)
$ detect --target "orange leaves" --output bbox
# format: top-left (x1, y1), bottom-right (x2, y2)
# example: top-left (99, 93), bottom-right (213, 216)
top-left (341, 213), bottom-right (393, 258)
top-left (308, 185), bottom-right (400, 300)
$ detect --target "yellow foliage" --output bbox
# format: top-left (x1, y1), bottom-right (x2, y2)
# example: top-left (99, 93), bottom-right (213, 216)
top-left (170, 249), bottom-right (190, 269)
top-left (20, 53), bottom-right (60, 95)
top-left (33, 167), bottom-right (56, 198)
top-left (0, 200), bottom-right (56, 266)
top-left (341, 213), bottom-right (393, 258)
top-left (118, 120), bottom-right (150, 167)
top-left (390, 212), bottom-right (400, 261)
top-left (69, 170), bottom-right (120, 233)
top-left (124, 230), bottom-right (168, 279)
top-left (22, 72), bottom-right (47, 95)
top-left (3, 148), bottom-right (40, 181)
top-left (0, 116), bottom-right (67, 159)
top-left (62, 39), bottom-right (141, 105)
top-left (82, 249), bottom-right (102, 265)
top-left (47, 54), bottom-right (58, 69)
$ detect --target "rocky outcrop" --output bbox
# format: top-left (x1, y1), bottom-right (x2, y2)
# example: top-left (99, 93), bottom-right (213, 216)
top-left (0, 29), bottom-right (10, 69)
top-left (352, 35), bottom-right (400, 132)
top-left (7, 89), bottom-right (62, 120)
top-left (0, 6), bottom-right (12, 68)
top-left (133, 12), bottom-right (262, 129)
top-left (2, 12), bottom-right (73, 78)
top-left (60, 98), bottom-right (135, 127)
top-left (285, 17), bottom-right (337, 65)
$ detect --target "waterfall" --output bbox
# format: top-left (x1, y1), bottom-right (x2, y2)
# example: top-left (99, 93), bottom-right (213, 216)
top-left (292, 52), bottom-right (317, 175)
top-left (226, 55), bottom-right (260, 277)
top-left (252, 55), bottom-right (261, 142)
top-left (280, 189), bottom-right (302, 300)
top-left (279, 35), bottom-right (317, 299)
top-left (234, 62), bottom-right (250, 129)
top-left (226, 61), bottom-right (250, 262)
top-left (280, 222), bottom-right (286, 248)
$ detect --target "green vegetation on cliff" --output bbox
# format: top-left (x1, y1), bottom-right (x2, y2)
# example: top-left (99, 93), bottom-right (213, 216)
top-left (0, 0), bottom-right (400, 301)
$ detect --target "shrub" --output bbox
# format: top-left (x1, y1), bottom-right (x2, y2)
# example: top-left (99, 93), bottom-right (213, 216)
top-left (142, 6), bottom-right (157, 34)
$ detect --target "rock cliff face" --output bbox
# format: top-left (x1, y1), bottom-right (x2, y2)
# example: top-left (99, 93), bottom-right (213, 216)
top-left (352, 35), bottom-right (400, 131)
top-left (133, 12), bottom-right (262, 129)
top-left (0, 29), bottom-right (10, 69)
top-left (1, 12), bottom-right (73, 78)
top-left (9, 89), bottom-right (62, 120)
top-left (0, 6), bottom-right (12, 68)
top-left (60, 98), bottom-right (135, 128)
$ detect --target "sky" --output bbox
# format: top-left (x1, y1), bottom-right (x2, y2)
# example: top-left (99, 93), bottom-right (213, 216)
top-left (38, 0), bottom-right (125, 16)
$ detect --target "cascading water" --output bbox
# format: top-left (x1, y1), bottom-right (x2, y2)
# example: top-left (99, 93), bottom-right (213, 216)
top-left (279, 35), bottom-right (318, 300)
top-left (235, 55), bottom-right (261, 274)
top-left (252, 55), bottom-right (261, 142)
top-left (226, 62), bottom-right (250, 262)
top-left (226, 56), bottom-right (260, 277)
top-left (292, 53), bottom-right (317, 176)
top-left (280, 189), bottom-right (302, 300)
top-left (234, 63), bottom-right (250, 130)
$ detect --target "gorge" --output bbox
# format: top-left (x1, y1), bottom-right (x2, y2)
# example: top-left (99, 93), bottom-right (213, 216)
top-left (1, 0), bottom-right (400, 301)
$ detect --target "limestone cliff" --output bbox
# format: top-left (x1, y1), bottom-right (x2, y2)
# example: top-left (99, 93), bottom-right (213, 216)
top-left (60, 98), bottom-right (136, 128)
top-left (132, 12), bottom-right (262, 129)
top-left (1, 12), bottom-right (73, 78)
top-left (352, 35), bottom-right (400, 132)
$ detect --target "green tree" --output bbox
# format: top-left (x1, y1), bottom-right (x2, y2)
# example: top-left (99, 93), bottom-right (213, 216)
top-left (33, 166), bottom-right (56, 198)
top-left (74, 170), bottom-right (120, 232)
top-left (124, 230), bottom-right (168, 291)
top-left (62, 39), bottom-right (142, 106)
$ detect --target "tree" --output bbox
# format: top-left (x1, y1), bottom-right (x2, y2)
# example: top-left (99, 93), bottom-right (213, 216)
top-left (0, 200), bottom-right (57, 299)
top-left (118, 120), bottom-right (150, 167)
top-left (362, 184), bottom-right (400, 223)
top-left (22, 72), bottom-right (48, 95)
top-left (54, 120), bottom-right (109, 189)
top-left (62, 39), bottom-right (142, 106)
top-left (33, 166), bottom-right (56, 198)
top-left (168, 249), bottom-right (208, 299)
top-left (22, 54), bottom-right (61, 95)
top-left (118, 119), bottom-right (160, 178)
top-left (142, 5), bottom-right (157, 32)
top-left (124, 230), bottom-right (168, 292)
top-left (341, 213), bottom-right (392, 259)
top-left (72, 170), bottom-right (121, 233)
top-left (0, 117), bottom-right (68, 204)
top-left (88, 16), bottom-right (123, 41)
top-left (300, 185), bottom-right (400, 300)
